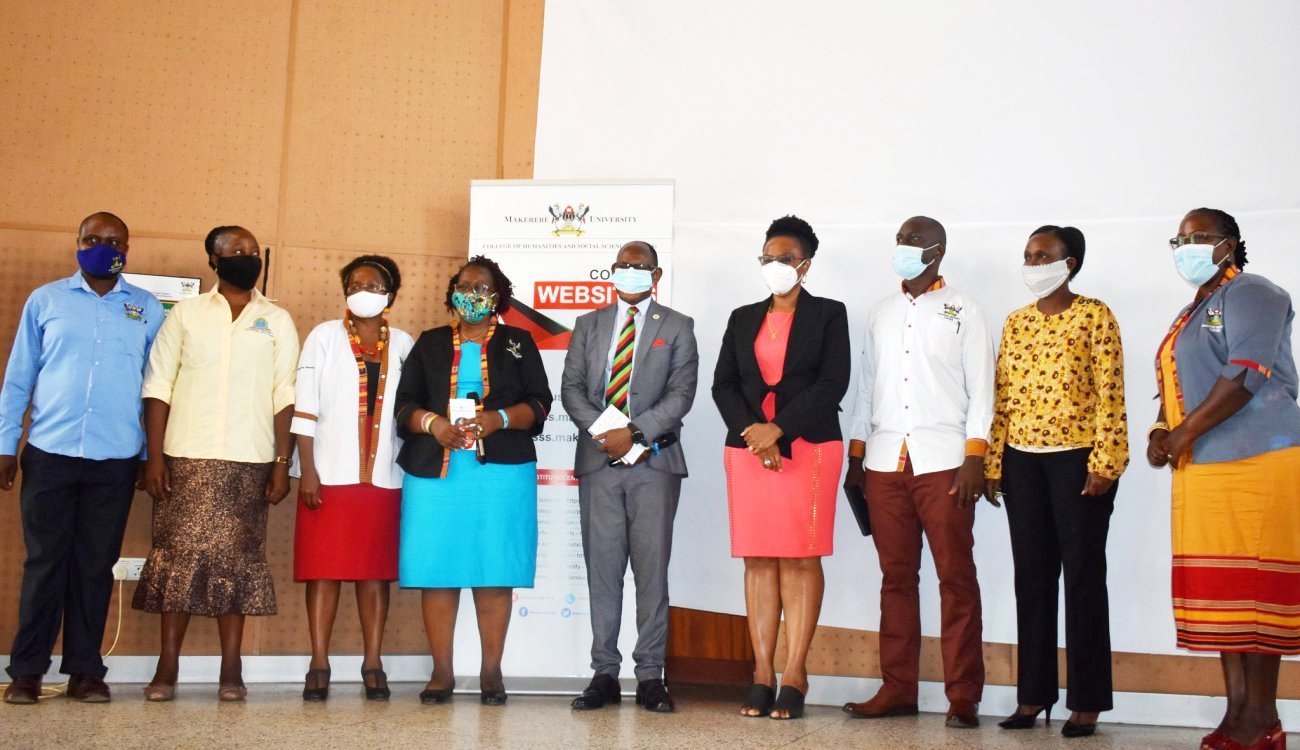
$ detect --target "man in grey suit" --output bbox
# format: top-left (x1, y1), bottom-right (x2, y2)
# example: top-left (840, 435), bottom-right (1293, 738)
top-left (562, 241), bottom-right (698, 713)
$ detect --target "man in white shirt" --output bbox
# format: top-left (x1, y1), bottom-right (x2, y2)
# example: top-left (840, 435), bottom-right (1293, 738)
top-left (841, 216), bottom-right (994, 728)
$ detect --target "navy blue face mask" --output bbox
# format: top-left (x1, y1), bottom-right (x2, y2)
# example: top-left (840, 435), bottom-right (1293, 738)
top-left (76, 243), bottom-right (126, 277)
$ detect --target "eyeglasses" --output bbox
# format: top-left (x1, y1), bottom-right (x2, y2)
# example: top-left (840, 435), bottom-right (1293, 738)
top-left (757, 254), bottom-right (806, 267)
top-left (454, 282), bottom-right (495, 296)
top-left (612, 262), bottom-right (656, 272)
top-left (1168, 233), bottom-right (1230, 251)
top-left (346, 283), bottom-right (389, 294)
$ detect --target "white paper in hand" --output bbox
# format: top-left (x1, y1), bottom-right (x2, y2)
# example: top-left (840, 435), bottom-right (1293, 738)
top-left (588, 405), bottom-right (646, 465)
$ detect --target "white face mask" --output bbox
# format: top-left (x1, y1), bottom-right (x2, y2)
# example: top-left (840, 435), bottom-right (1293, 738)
top-left (760, 259), bottom-right (806, 295)
top-left (346, 290), bottom-right (389, 319)
top-left (1021, 259), bottom-right (1072, 298)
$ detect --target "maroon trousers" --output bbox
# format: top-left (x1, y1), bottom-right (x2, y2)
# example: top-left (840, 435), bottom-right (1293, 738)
top-left (866, 458), bottom-right (984, 703)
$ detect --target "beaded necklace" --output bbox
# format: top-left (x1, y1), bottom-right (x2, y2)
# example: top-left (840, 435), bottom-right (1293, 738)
top-left (344, 316), bottom-right (390, 484)
top-left (441, 319), bottom-right (496, 478)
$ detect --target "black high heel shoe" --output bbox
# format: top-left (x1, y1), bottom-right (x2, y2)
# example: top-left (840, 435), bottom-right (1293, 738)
top-left (769, 685), bottom-right (806, 720)
top-left (998, 705), bottom-right (1051, 729)
top-left (419, 680), bottom-right (456, 705)
top-left (480, 688), bottom-right (508, 706)
top-left (302, 668), bottom-right (331, 702)
top-left (1061, 719), bottom-right (1097, 738)
top-left (361, 668), bottom-right (390, 701)
top-left (739, 684), bottom-right (776, 717)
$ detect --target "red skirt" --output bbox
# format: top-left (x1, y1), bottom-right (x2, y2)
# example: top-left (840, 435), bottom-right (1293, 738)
top-left (294, 483), bottom-right (400, 581)
top-left (725, 440), bottom-right (841, 558)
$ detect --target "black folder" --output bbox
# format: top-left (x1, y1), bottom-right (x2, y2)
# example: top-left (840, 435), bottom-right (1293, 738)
top-left (845, 484), bottom-right (871, 536)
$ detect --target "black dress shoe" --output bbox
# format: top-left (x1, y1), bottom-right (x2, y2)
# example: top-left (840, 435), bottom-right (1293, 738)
top-left (361, 668), bottom-right (389, 701)
top-left (1061, 720), bottom-right (1097, 738)
top-left (635, 679), bottom-right (675, 713)
top-left (302, 668), bottom-right (330, 702)
top-left (481, 689), bottom-right (508, 706)
top-left (419, 680), bottom-right (456, 705)
top-left (571, 673), bottom-right (621, 710)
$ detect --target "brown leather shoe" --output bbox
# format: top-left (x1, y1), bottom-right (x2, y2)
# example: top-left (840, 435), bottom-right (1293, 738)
top-left (945, 699), bottom-right (980, 728)
top-left (66, 675), bottom-right (111, 703)
top-left (4, 675), bottom-right (42, 705)
top-left (842, 689), bottom-right (919, 719)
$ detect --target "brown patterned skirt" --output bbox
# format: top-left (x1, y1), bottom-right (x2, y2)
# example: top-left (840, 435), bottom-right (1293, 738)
top-left (132, 457), bottom-right (277, 616)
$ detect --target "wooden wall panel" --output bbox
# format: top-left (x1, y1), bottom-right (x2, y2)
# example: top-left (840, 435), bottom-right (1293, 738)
top-left (0, 2), bottom-right (292, 235)
top-left (0, 0), bottom-right (545, 662)
top-left (665, 607), bottom-right (1300, 699)
top-left (280, 0), bottom-right (505, 253)
top-left (501, 0), bottom-right (546, 179)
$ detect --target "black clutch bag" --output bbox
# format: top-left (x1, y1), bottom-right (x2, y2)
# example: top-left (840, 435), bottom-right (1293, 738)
top-left (845, 484), bottom-right (872, 536)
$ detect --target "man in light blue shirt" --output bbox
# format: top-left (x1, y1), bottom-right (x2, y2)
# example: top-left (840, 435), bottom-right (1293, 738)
top-left (1, 212), bottom-right (163, 704)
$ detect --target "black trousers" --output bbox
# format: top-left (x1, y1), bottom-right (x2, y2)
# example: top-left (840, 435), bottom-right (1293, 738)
top-left (6, 444), bottom-right (136, 679)
top-left (1001, 446), bottom-right (1117, 712)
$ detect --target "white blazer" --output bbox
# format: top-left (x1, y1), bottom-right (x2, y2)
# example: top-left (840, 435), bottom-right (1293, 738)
top-left (291, 320), bottom-right (415, 489)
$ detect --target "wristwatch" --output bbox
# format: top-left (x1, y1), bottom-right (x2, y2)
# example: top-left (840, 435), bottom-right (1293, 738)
top-left (273, 455), bottom-right (292, 465)
top-left (626, 422), bottom-right (647, 446)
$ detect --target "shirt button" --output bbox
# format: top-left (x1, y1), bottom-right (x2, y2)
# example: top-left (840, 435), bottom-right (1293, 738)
top-left (93, 360), bottom-right (100, 366)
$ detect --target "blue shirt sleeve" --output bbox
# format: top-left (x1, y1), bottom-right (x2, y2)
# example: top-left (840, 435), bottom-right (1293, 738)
top-left (1222, 280), bottom-right (1291, 393)
top-left (0, 292), bottom-right (44, 455)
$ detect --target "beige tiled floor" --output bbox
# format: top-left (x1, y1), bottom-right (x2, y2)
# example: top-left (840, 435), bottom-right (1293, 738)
top-left (0, 683), bottom-right (1286, 749)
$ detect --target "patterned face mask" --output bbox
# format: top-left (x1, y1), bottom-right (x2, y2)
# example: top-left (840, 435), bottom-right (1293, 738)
top-left (451, 290), bottom-right (495, 323)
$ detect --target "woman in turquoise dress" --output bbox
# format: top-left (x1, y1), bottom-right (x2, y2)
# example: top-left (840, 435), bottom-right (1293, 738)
top-left (394, 256), bottom-right (551, 706)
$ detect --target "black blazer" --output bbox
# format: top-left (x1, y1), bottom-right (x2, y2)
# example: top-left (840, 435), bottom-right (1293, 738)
top-left (394, 324), bottom-right (552, 477)
top-left (712, 291), bottom-right (851, 458)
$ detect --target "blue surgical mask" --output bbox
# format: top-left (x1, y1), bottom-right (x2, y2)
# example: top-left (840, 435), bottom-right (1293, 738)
top-left (1174, 239), bottom-right (1230, 287)
top-left (452, 290), bottom-right (495, 323)
top-left (76, 243), bottom-right (125, 277)
top-left (892, 243), bottom-right (938, 280)
top-left (610, 267), bottom-right (654, 294)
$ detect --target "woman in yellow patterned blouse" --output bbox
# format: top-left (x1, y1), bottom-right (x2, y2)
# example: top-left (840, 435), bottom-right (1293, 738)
top-left (984, 226), bottom-right (1128, 739)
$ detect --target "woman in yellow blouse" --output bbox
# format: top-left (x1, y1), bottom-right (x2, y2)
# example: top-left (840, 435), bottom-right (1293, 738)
top-left (135, 226), bottom-right (299, 702)
top-left (984, 226), bottom-right (1128, 738)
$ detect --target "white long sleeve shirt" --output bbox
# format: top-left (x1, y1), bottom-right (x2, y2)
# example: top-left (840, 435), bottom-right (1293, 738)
top-left (848, 279), bottom-right (995, 475)
top-left (290, 320), bottom-right (415, 489)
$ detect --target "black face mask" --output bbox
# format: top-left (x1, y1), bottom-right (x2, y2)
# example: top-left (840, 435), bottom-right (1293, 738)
top-left (214, 255), bottom-right (263, 290)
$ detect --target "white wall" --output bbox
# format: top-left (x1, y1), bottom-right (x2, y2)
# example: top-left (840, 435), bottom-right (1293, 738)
top-left (533, 0), bottom-right (1300, 659)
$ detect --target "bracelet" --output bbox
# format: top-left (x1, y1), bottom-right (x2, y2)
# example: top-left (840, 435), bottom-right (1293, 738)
top-left (497, 408), bottom-right (509, 430)
top-left (1147, 421), bottom-right (1171, 438)
top-left (273, 455), bottom-right (291, 465)
top-left (421, 412), bottom-right (438, 435)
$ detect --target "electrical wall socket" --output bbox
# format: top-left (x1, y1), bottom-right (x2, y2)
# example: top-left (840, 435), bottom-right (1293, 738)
top-left (112, 557), bottom-right (146, 581)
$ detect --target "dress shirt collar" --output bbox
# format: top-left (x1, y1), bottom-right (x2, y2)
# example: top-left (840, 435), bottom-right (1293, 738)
top-left (66, 269), bottom-right (126, 297)
top-left (900, 276), bottom-right (947, 300)
top-left (615, 295), bottom-right (652, 319)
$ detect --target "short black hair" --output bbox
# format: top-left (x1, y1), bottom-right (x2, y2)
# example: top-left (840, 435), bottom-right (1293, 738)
top-left (79, 211), bottom-right (129, 240)
top-left (1030, 225), bottom-right (1086, 279)
top-left (619, 241), bottom-right (658, 267)
top-left (340, 255), bottom-right (402, 300)
top-left (1188, 207), bottom-right (1248, 269)
top-left (445, 255), bottom-right (514, 314)
top-left (764, 215), bottom-right (819, 258)
top-left (204, 225), bottom-right (247, 256)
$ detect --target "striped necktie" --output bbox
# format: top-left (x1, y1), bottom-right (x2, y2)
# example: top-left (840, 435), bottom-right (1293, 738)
top-left (605, 306), bottom-right (638, 415)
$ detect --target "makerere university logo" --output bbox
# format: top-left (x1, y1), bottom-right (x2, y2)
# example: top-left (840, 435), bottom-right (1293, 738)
top-left (549, 203), bottom-right (589, 236)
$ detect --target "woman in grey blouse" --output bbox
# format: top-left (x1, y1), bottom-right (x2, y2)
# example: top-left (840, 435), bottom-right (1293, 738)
top-left (1148, 207), bottom-right (1300, 750)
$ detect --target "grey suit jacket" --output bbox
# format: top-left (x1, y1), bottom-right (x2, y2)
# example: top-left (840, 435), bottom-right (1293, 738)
top-left (561, 300), bottom-right (698, 478)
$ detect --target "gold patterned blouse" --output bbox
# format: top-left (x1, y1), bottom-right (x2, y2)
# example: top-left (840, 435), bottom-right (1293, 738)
top-left (984, 296), bottom-right (1128, 480)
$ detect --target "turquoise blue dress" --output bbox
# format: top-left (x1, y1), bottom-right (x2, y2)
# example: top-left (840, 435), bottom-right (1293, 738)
top-left (398, 341), bottom-right (538, 588)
